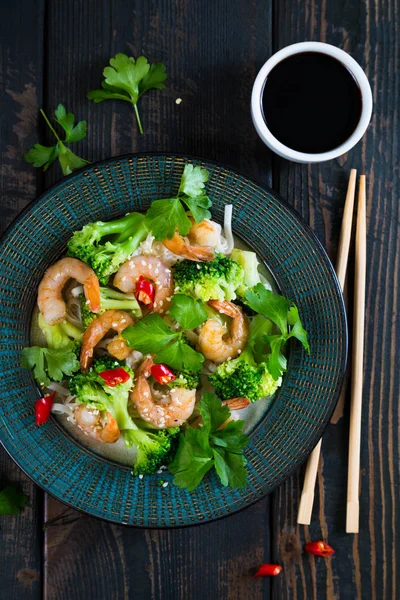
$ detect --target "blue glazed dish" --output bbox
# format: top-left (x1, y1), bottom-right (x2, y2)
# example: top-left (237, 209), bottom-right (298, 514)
top-left (0, 154), bottom-right (347, 527)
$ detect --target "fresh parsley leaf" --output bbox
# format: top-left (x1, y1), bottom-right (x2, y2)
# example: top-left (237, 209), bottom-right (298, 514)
top-left (200, 392), bottom-right (230, 432)
top-left (87, 53), bottom-right (167, 134)
top-left (55, 104), bottom-right (87, 143)
top-left (24, 106), bottom-right (90, 176)
top-left (170, 294), bottom-right (208, 330)
top-left (178, 164), bottom-right (209, 196)
top-left (264, 335), bottom-right (288, 381)
top-left (57, 142), bottom-right (90, 176)
top-left (169, 429), bottom-right (214, 491)
top-left (24, 144), bottom-right (59, 170)
top-left (154, 338), bottom-right (204, 373)
top-left (122, 314), bottom-right (178, 353)
top-left (144, 165), bottom-right (212, 241)
top-left (21, 343), bottom-right (80, 387)
top-left (288, 306), bottom-right (310, 352)
top-left (245, 284), bottom-right (290, 334)
top-left (145, 197), bottom-right (192, 240)
top-left (0, 486), bottom-right (29, 516)
top-left (169, 393), bottom-right (249, 491)
top-left (212, 447), bottom-right (247, 488)
top-left (248, 314), bottom-right (273, 363)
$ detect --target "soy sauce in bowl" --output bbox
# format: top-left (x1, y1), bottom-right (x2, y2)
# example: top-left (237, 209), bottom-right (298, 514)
top-left (261, 52), bottom-right (362, 154)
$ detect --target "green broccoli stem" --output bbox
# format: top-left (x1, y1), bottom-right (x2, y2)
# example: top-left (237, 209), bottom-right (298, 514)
top-left (93, 212), bottom-right (146, 239)
top-left (38, 312), bottom-right (83, 349)
top-left (113, 212), bottom-right (148, 243)
top-left (100, 287), bottom-right (142, 317)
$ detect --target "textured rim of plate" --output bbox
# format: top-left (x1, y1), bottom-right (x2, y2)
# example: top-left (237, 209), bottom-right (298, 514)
top-left (0, 153), bottom-right (347, 527)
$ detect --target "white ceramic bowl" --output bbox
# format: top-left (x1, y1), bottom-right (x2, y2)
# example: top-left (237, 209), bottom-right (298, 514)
top-left (251, 41), bottom-right (373, 163)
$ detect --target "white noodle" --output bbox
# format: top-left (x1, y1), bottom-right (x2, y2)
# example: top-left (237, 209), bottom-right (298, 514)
top-left (125, 350), bottom-right (144, 369)
top-left (71, 285), bottom-right (84, 297)
top-left (66, 296), bottom-right (83, 328)
top-left (48, 382), bottom-right (71, 396)
top-left (223, 205), bottom-right (234, 253)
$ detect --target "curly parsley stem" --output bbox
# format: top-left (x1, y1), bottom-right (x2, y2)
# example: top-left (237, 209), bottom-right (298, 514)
top-left (133, 104), bottom-right (144, 134)
top-left (40, 108), bottom-right (61, 141)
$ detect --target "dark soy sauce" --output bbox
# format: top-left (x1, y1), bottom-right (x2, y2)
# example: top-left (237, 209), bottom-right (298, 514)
top-left (262, 52), bottom-right (362, 153)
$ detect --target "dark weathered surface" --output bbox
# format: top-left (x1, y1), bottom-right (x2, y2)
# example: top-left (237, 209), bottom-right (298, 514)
top-left (1, 0), bottom-right (399, 599)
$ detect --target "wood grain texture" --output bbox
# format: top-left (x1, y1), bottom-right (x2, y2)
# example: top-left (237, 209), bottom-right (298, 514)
top-left (0, 2), bottom-right (45, 599)
top-left (272, 0), bottom-right (400, 598)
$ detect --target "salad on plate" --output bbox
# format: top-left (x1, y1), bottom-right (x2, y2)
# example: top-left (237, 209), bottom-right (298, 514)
top-left (21, 163), bottom-right (309, 491)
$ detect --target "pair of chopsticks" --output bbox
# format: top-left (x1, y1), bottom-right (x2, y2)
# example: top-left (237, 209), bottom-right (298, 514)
top-left (297, 169), bottom-right (366, 533)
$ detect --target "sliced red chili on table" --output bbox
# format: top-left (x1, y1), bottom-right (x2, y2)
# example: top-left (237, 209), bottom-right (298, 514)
top-left (151, 363), bottom-right (176, 385)
top-left (135, 276), bottom-right (155, 306)
top-left (99, 367), bottom-right (130, 387)
top-left (305, 541), bottom-right (335, 557)
top-left (254, 564), bottom-right (283, 577)
top-left (35, 391), bottom-right (56, 425)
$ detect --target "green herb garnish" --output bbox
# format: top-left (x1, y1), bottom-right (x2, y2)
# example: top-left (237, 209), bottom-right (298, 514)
top-left (87, 53), bottom-right (167, 134)
top-left (24, 104), bottom-right (90, 176)
top-left (0, 486), bottom-right (29, 516)
top-left (122, 295), bottom-right (207, 372)
top-left (245, 284), bottom-right (310, 379)
top-left (169, 393), bottom-right (249, 491)
top-left (145, 164), bottom-right (212, 240)
top-left (21, 343), bottom-right (81, 387)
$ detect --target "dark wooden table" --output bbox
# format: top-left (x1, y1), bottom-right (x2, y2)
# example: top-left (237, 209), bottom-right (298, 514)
top-left (1, 1), bottom-right (399, 598)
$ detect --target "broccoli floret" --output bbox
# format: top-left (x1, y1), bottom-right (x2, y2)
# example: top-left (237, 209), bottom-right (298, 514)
top-left (172, 253), bottom-right (244, 302)
top-left (123, 424), bottom-right (180, 475)
top-left (69, 357), bottom-right (135, 430)
top-left (209, 346), bottom-right (280, 403)
top-left (231, 249), bottom-right (261, 295)
top-left (168, 371), bottom-right (200, 390)
top-left (38, 312), bottom-right (82, 351)
top-left (67, 212), bottom-right (149, 285)
top-left (80, 287), bottom-right (142, 328)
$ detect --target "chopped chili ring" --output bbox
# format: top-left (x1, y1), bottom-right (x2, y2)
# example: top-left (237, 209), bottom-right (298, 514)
top-left (99, 367), bottom-right (130, 387)
top-left (35, 391), bottom-right (56, 425)
top-left (305, 541), bottom-right (335, 557)
top-left (151, 363), bottom-right (176, 385)
top-left (135, 276), bottom-right (155, 306)
top-left (254, 564), bottom-right (283, 577)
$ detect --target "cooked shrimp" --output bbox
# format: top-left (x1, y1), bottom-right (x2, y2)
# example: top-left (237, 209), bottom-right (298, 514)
top-left (38, 257), bottom-right (100, 325)
top-left (163, 218), bottom-right (216, 261)
top-left (130, 358), bottom-right (196, 429)
top-left (222, 397), bottom-right (251, 410)
top-left (113, 256), bottom-right (174, 313)
top-left (74, 405), bottom-right (120, 443)
top-left (80, 310), bottom-right (134, 372)
top-left (197, 300), bottom-right (249, 363)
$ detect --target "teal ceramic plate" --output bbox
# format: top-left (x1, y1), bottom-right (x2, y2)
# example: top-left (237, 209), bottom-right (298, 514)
top-left (0, 154), bottom-right (347, 527)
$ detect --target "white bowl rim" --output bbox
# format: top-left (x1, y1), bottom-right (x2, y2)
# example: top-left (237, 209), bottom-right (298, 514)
top-left (251, 41), bottom-right (373, 163)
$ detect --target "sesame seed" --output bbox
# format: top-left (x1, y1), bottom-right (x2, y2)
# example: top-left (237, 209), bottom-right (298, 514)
top-left (138, 474), bottom-right (144, 479)
top-left (155, 268), bottom-right (159, 274)
top-left (148, 263), bottom-right (152, 270)
top-left (170, 388), bottom-right (176, 393)
top-left (175, 286), bottom-right (180, 291)
top-left (159, 300), bottom-right (163, 306)
top-left (175, 98), bottom-right (182, 105)
top-left (122, 276), bottom-right (127, 282)
top-left (112, 323), bottom-right (118, 328)
top-left (154, 301), bottom-right (158, 307)
top-left (144, 372), bottom-right (150, 378)
top-left (227, 356), bottom-right (232, 361)
top-left (156, 469), bottom-right (163, 474)
top-left (165, 269), bottom-right (171, 273)
top-left (237, 349), bottom-right (242, 354)
top-left (159, 309), bottom-right (164, 314)
top-left (166, 296), bottom-right (171, 301)
top-left (142, 260), bottom-right (147, 266)
top-left (85, 299), bottom-right (90, 305)
top-left (196, 264), bottom-right (201, 269)
top-left (162, 482), bottom-right (169, 488)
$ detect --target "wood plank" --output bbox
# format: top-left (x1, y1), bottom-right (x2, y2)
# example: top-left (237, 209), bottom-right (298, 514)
top-left (42, 1), bottom-right (274, 599)
top-left (0, 2), bottom-right (45, 599)
top-left (271, 1), bottom-right (399, 598)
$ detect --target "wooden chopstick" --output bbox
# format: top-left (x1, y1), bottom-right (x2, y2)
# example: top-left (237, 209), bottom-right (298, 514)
top-left (297, 169), bottom-right (357, 525)
top-left (346, 175), bottom-right (366, 533)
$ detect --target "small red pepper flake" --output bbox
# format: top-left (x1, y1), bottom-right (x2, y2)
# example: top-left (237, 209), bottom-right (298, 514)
top-left (135, 276), bottom-right (155, 306)
top-left (35, 391), bottom-right (56, 425)
top-left (99, 367), bottom-right (130, 387)
top-left (305, 541), bottom-right (335, 557)
top-left (151, 363), bottom-right (177, 385)
top-left (254, 564), bottom-right (283, 577)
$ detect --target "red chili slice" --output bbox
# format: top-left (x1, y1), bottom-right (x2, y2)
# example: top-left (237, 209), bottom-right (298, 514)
top-left (151, 363), bottom-right (176, 385)
top-left (305, 541), bottom-right (335, 557)
top-left (99, 367), bottom-right (130, 387)
top-left (35, 391), bottom-right (56, 425)
top-left (254, 564), bottom-right (283, 577)
top-left (135, 276), bottom-right (155, 306)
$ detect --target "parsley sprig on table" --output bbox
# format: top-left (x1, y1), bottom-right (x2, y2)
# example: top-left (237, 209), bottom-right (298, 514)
top-left (245, 284), bottom-right (310, 379)
top-left (169, 393), bottom-right (249, 491)
top-left (87, 53), bottom-right (167, 134)
top-left (145, 164), bottom-right (212, 240)
top-left (24, 104), bottom-right (90, 175)
top-left (122, 295), bottom-right (207, 372)
top-left (0, 486), bottom-right (29, 516)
